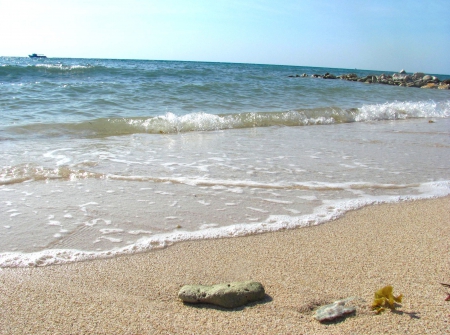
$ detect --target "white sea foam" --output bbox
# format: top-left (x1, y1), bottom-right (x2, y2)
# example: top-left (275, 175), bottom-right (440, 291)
top-left (357, 100), bottom-right (450, 121)
top-left (100, 228), bottom-right (124, 234)
top-left (127, 100), bottom-right (450, 133)
top-left (127, 230), bottom-right (152, 235)
top-left (35, 64), bottom-right (92, 71)
top-left (261, 198), bottom-right (294, 204)
top-left (247, 207), bottom-right (269, 213)
top-left (1, 180), bottom-right (448, 268)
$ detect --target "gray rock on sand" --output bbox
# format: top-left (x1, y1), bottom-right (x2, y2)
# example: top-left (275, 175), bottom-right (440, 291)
top-left (178, 281), bottom-right (265, 308)
top-left (314, 298), bottom-right (357, 322)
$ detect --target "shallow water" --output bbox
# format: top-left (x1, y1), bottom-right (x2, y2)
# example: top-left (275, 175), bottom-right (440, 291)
top-left (0, 58), bottom-right (449, 267)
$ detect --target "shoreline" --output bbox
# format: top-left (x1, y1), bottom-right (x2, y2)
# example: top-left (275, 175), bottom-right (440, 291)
top-left (1, 197), bottom-right (449, 334)
top-left (3, 182), bottom-right (450, 267)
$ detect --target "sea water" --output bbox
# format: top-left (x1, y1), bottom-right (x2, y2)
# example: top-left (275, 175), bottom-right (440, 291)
top-left (1, 57), bottom-right (449, 267)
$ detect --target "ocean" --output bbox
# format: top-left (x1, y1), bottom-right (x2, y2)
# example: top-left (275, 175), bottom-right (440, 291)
top-left (1, 57), bottom-right (449, 267)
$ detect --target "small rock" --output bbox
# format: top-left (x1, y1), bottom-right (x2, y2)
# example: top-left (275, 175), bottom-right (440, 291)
top-left (178, 281), bottom-right (265, 308)
top-left (393, 73), bottom-right (408, 81)
top-left (421, 83), bottom-right (438, 89)
top-left (413, 80), bottom-right (424, 87)
top-left (412, 72), bottom-right (425, 80)
top-left (323, 73), bottom-right (336, 79)
top-left (314, 298), bottom-right (357, 322)
top-left (399, 69), bottom-right (406, 74)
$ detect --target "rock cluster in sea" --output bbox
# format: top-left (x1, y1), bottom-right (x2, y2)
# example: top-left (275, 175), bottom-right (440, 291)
top-left (289, 71), bottom-right (450, 89)
top-left (178, 281), bottom-right (265, 308)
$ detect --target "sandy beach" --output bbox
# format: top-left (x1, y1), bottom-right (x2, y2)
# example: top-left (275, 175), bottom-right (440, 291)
top-left (1, 197), bottom-right (449, 334)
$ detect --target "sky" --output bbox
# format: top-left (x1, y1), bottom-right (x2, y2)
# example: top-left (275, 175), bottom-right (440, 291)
top-left (1, 0), bottom-right (449, 74)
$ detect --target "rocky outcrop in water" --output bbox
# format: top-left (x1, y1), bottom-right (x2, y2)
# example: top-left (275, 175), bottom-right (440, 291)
top-left (178, 281), bottom-right (265, 308)
top-left (323, 73), bottom-right (336, 79)
top-left (289, 71), bottom-right (450, 89)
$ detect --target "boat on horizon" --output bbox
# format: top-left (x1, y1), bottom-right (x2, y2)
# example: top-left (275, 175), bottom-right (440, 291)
top-left (29, 53), bottom-right (47, 59)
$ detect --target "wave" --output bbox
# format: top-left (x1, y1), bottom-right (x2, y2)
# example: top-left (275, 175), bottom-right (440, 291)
top-left (0, 63), bottom-right (102, 76)
top-left (357, 100), bottom-right (450, 120)
top-left (1, 180), bottom-right (448, 268)
top-left (4, 100), bottom-right (449, 139)
top-left (0, 61), bottom-right (224, 83)
top-left (1, 161), bottom-right (426, 189)
top-left (0, 164), bottom-right (102, 186)
top-left (0, 63), bottom-right (136, 83)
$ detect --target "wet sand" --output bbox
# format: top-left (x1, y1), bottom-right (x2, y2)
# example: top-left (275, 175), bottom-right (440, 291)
top-left (1, 197), bottom-right (449, 334)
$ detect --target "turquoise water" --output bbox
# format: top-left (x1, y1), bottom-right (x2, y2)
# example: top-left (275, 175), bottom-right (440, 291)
top-left (1, 58), bottom-right (449, 267)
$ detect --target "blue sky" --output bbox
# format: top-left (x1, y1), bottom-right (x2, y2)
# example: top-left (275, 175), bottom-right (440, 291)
top-left (1, 0), bottom-right (449, 74)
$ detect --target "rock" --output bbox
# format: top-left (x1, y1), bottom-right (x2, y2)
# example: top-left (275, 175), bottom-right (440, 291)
top-left (339, 73), bottom-right (358, 81)
top-left (314, 71), bottom-right (443, 89)
top-left (362, 75), bottom-right (378, 83)
top-left (378, 74), bottom-right (394, 85)
top-left (314, 298), bottom-right (357, 322)
top-left (341, 73), bottom-right (358, 80)
top-left (412, 72), bottom-right (425, 80)
top-left (323, 73), bottom-right (336, 79)
top-left (403, 75), bottom-right (412, 82)
top-left (301, 73), bottom-right (308, 77)
top-left (178, 281), bottom-right (265, 308)
top-left (393, 73), bottom-right (408, 81)
top-left (413, 80), bottom-right (424, 87)
top-left (438, 84), bottom-right (450, 89)
top-left (421, 83), bottom-right (438, 89)
top-left (399, 69), bottom-right (406, 74)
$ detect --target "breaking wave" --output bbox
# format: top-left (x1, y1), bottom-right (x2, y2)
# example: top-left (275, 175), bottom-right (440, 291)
top-left (4, 100), bottom-right (449, 139)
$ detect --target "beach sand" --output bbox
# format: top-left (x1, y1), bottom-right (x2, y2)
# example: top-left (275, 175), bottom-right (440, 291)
top-left (1, 197), bottom-right (449, 334)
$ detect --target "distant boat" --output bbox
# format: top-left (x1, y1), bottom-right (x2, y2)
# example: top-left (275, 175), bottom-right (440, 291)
top-left (29, 53), bottom-right (47, 58)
